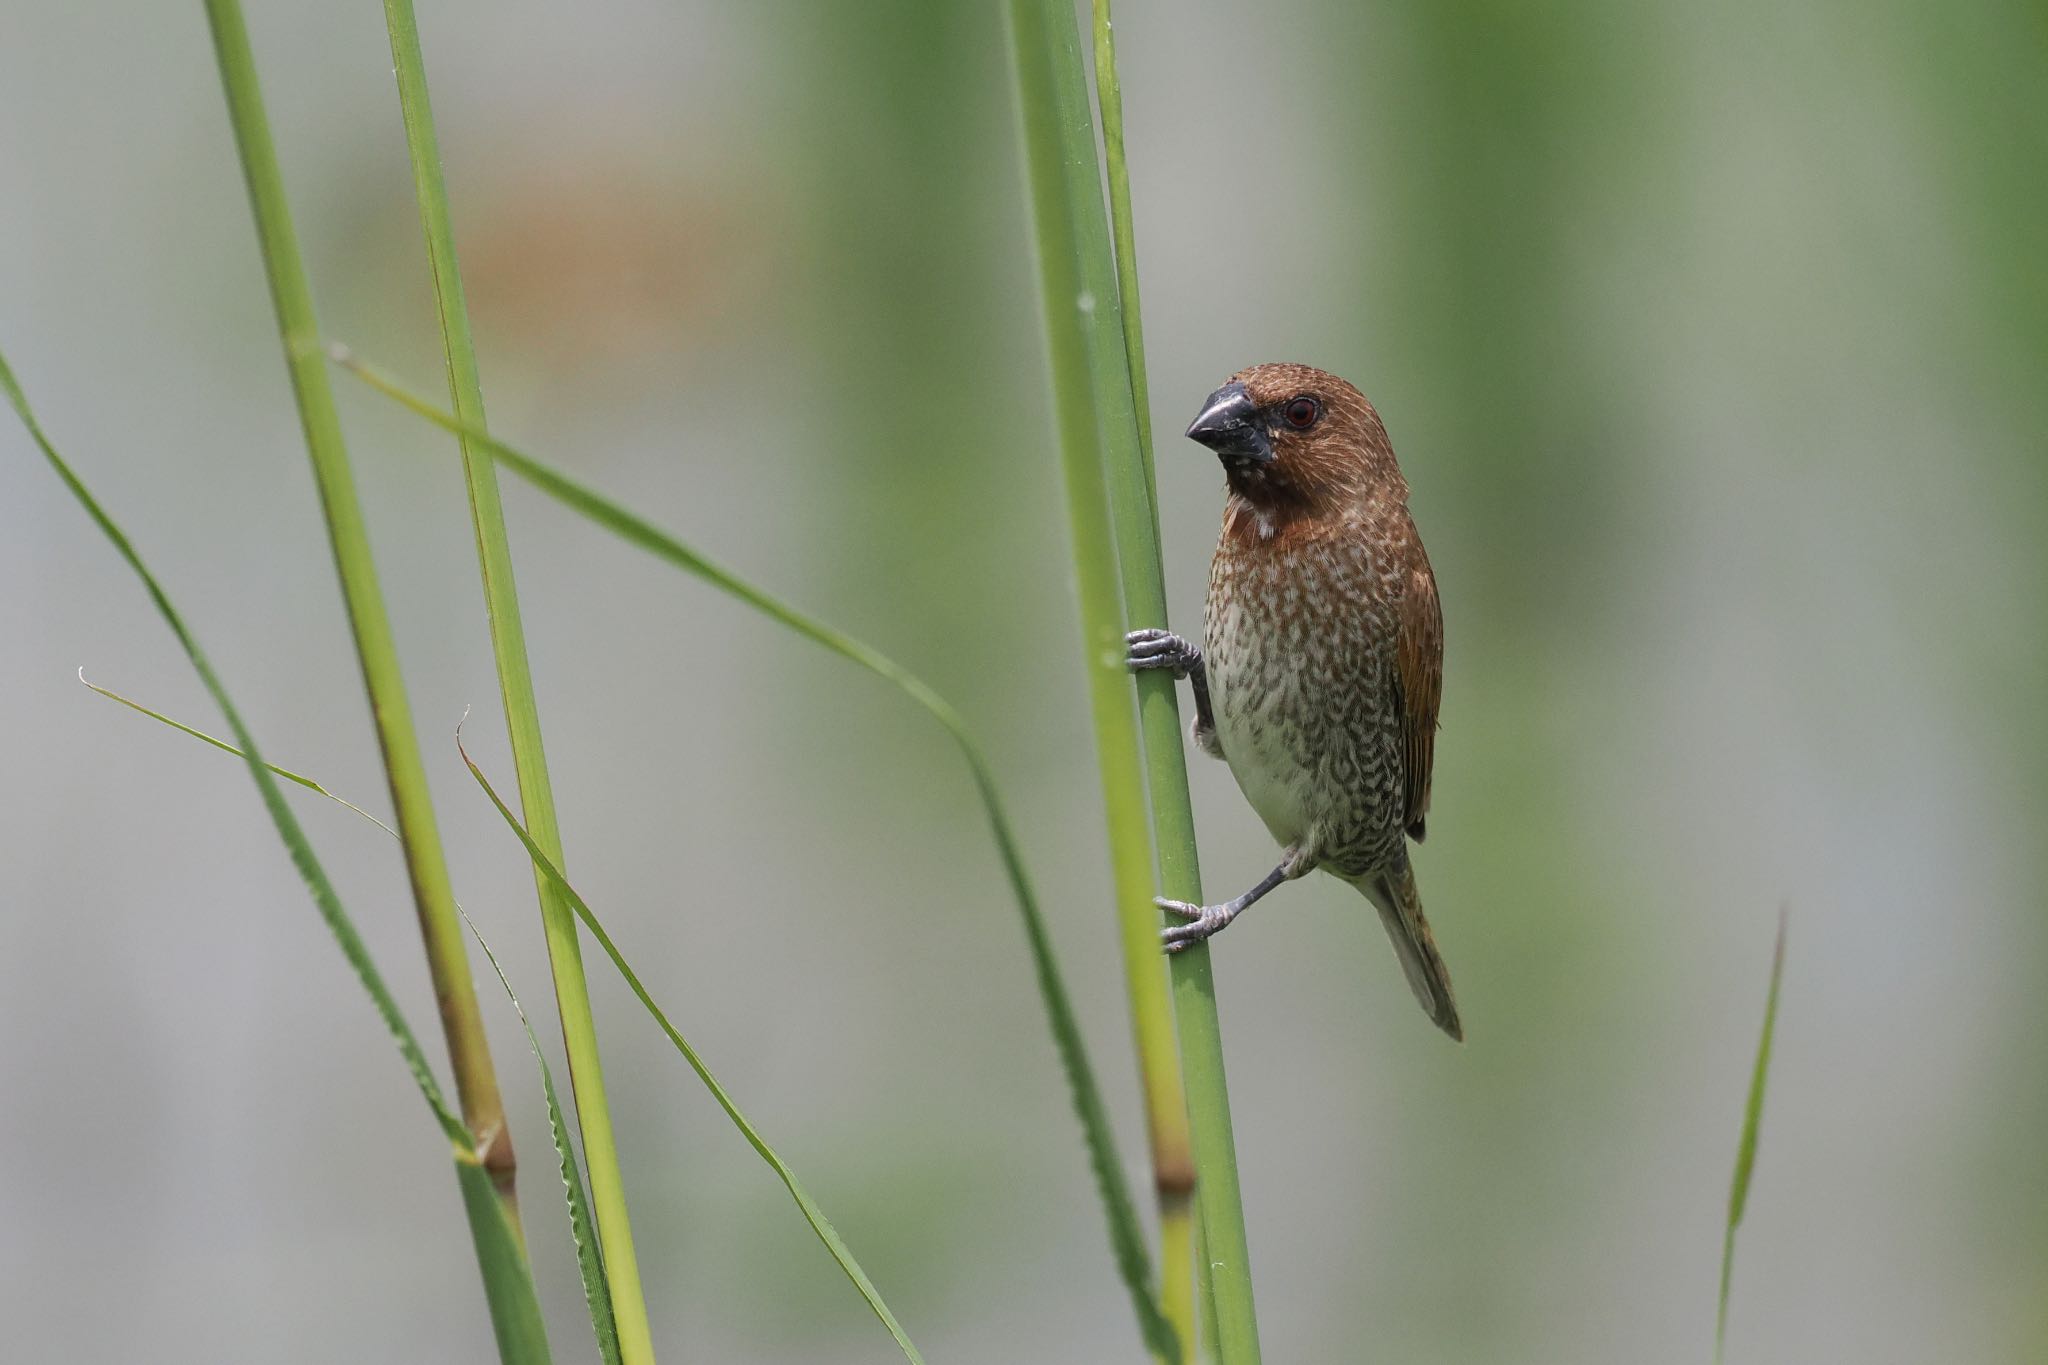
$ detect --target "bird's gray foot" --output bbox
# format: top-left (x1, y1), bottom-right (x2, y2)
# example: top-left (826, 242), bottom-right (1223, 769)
top-left (1125, 628), bottom-right (1200, 679)
top-left (1156, 857), bottom-right (1297, 954)
top-left (1158, 896), bottom-right (1238, 953)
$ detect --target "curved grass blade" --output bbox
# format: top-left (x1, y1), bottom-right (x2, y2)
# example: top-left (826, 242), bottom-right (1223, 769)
top-left (81, 671), bottom-right (398, 837)
top-left (0, 347), bottom-right (551, 1363)
top-left (1716, 910), bottom-right (1788, 1364)
top-left (78, 682), bottom-right (624, 1365)
top-left (331, 342), bottom-right (1177, 1359)
top-left (460, 739), bottom-right (924, 1365)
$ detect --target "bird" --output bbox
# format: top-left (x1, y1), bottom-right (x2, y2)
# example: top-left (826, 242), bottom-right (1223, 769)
top-left (1126, 362), bottom-right (1460, 1039)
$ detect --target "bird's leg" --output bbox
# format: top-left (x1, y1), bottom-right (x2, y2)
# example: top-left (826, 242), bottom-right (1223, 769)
top-left (1157, 851), bottom-right (1303, 953)
top-left (1125, 628), bottom-right (1218, 754)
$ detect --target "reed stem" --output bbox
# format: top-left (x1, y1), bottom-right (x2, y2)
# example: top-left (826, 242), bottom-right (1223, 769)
top-left (200, 0), bottom-right (518, 1215)
top-left (1010, 0), bottom-right (1264, 1356)
top-left (375, 5), bottom-right (654, 1359)
top-left (1086, 5), bottom-right (1262, 1357)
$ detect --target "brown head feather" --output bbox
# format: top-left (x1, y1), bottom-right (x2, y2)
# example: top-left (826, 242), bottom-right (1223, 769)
top-left (1224, 362), bottom-right (1406, 517)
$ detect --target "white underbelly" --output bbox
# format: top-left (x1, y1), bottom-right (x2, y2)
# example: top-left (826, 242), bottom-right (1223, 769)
top-left (1208, 604), bottom-right (1311, 849)
top-left (1221, 714), bottom-right (1310, 848)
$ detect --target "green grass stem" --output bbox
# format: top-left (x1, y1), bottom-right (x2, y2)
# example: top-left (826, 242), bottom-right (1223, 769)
top-left (1087, 5), bottom-right (1259, 1352)
top-left (1090, 0), bottom-right (1156, 489)
top-left (327, 343), bottom-right (1178, 1360)
top-left (199, 0), bottom-right (520, 1215)
top-left (1010, 0), bottom-right (1264, 1357)
top-left (1, 348), bottom-right (551, 1364)
top-left (376, 4), bottom-right (653, 1359)
top-left (1003, 7), bottom-right (1197, 1361)
top-left (465, 906), bottom-right (625, 1365)
top-left (1090, 0), bottom-right (1188, 1336)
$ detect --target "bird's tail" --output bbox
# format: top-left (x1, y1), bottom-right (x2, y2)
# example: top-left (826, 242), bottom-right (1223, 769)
top-left (1350, 858), bottom-right (1463, 1041)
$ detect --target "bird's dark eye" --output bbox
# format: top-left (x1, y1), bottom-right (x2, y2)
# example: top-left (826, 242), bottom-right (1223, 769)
top-left (1283, 396), bottom-right (1320, 429)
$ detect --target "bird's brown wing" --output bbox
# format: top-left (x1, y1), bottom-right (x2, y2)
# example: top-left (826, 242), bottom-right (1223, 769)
top-left (1394, 557), bottom-right (1443, 841)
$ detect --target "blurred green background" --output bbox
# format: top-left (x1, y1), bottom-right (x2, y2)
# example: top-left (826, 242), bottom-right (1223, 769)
top-left (3, 1), bottom-right (2044, 1361)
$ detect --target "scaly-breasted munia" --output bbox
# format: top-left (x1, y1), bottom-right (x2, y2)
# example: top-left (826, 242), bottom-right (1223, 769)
top-left (1128, 362), bottom-right (1460, 1039)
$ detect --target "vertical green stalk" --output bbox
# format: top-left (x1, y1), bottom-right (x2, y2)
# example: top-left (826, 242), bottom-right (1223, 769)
top-left (1011, 0), bottom-right (1264, 1359)
top-left (376, 6), bottom-right (655, 1362)
top-left (1090, 0), bottom-right (1155, 493)
top-left (1090, 1), bottom-right (1194, 1343)
top-left (1004, 11), bottom-right (1194, 1359)
top-left (200, 0), bottom-right (518, 1214)
top-left (1088, 3), bottom-right (1259, 1355)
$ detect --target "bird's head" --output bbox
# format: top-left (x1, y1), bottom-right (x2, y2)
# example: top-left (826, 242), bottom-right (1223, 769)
top-left (1185, 362), bottom-right (1404, 515)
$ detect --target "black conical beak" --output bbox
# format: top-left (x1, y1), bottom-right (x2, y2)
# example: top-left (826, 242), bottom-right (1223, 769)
top-left (1185, 381), bottom-right (1271, 465)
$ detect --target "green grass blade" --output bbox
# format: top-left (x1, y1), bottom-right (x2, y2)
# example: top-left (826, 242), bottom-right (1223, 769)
top-left (374, 5), bottom-right (654, 1356)
top-left (80, 671), bottom-right (399, 837)
top-left (78, 679), bottom-right (625, 1365)
top-left (1716, 910), bottom-right (1789, 1364)
top-left (1, 347), bottom-right (551, 1363)
top-left (330, 341), bottom-right (1177, 1358)
top-left (459, 739), bottom-right (922, 1365)
top-left (466, 905), bottom-right (625, 1365)
top-left (199, 0), bottom-right (518, 1210)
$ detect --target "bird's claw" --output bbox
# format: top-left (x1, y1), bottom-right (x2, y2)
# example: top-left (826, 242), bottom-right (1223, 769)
top-left (1157, 895), bottom-right (1233, 953)
top-left (1126, 628), bottom-right (1199, 679)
